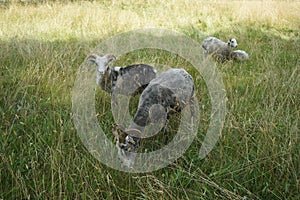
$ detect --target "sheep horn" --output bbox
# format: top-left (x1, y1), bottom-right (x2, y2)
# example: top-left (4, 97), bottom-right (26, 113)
top-left (112, 124), bottom-right (127, 140)
top-left (87, 54), bottom-right (97, 63)
top-left (125, 129), bottom-right (142, 138)
top-left (105, 54), bottom-right (116, 63)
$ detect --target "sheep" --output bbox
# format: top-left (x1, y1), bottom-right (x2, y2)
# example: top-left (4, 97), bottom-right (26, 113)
top-left (230, 50), bottom-right (249, 61)
top-left (112, 68), bottom-right (195, 168)
top-left (87, 54), bottom-right (157, 96)
top-left (202, 37), bottom-right (238, 61)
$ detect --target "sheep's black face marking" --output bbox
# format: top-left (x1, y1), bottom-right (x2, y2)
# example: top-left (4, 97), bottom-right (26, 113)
top-left (116, 136), bottom-right (140, 168)
top-left (119, 136), bottom-right (140, 153)
top-left (228, 38), bottom-right (238, 48)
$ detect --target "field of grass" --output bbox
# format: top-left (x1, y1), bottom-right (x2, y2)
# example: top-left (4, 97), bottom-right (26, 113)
top-left (0, 0), bottom-right (299, 199)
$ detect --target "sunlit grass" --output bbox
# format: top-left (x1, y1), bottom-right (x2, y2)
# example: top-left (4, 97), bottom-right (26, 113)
top-left (0, 0), bottom-right (299, 199)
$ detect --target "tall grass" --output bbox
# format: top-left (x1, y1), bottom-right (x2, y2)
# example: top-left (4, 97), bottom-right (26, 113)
top-left (0, 0), bottom-right (299, 199)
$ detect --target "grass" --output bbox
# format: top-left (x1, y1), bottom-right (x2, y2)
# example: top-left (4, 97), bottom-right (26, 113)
top-left (0, 0), bottom-right (299, 199)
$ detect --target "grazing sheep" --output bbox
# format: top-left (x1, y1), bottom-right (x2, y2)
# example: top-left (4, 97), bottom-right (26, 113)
top-left (231, 50), bottom-right (249, 61)
top-left (113, 68), bottom-right (195, 167)
top-left (202, 37), bottom-right (238, 61)
top-left (88, 54), bottom-right (157, 95)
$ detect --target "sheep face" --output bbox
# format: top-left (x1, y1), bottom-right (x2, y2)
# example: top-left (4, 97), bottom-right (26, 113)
top-left (112, 125), bottom-right (140, 168)
top-left (228, 38), bottom-right (238, 48)
top-left (87, 54), bottom-right (116, 85)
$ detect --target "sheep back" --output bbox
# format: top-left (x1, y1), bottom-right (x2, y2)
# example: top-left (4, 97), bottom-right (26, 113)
top-left (133, 68), bottom-right (194, 127)
top-left (202, 37), bottom-right (232, 61)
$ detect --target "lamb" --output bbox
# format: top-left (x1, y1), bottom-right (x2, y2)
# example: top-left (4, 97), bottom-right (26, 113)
top-left (87, 54), bottom-right (157, 96)
top-left (230, 50), bottom-right (249, 61)
top-left (202, 36), bottom-right (238, 61)
top-left (112, 68), bottom-right (195, 167)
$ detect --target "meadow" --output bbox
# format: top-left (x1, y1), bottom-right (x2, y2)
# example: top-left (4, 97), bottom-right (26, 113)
top-left (0, 0), bottom-right (299, 199)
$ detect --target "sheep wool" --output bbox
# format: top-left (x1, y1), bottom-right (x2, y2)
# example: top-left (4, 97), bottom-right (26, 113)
top-left (113, 68), bottom-right (195, 168)
top-left (202, 36), bottom-right (238, 61)
top-left (231, 50), bottom-right (249, 61)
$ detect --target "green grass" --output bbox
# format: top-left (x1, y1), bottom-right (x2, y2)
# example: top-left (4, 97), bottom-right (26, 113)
top-left (0, 0), bottom-right (299, 199)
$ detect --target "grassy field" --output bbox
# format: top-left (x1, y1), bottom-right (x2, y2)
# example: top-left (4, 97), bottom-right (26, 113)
top-left (0, 0), bottom-right (299, 199)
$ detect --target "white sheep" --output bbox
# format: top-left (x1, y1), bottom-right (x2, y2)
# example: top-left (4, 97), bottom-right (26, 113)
top-left (112, 68), bottom-right (195, 167)
top-left (230, 50), bottom-right (249, 61)
top-left (87, 54), bottom-right (157, 95)
top-left (202, 37), bottom-right (238, 61)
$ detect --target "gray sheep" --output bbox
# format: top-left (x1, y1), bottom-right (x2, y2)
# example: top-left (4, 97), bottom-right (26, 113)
top-left (113, 68), bottom-right (195, 167)
top-left (202, 36), bottom-right (238, 61)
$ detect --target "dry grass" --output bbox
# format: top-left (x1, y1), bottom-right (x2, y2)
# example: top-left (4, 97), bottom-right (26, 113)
top-left (0, 0), bottom-right (299, 199)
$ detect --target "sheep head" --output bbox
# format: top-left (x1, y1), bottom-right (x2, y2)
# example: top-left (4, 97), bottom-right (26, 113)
top-left (112, 125), bottom-right (141, 168)
top-left (87, 53), bottom-right (116, 73)
top-left (87, 54), bottom-right (116, 86)
top-left (227, 38), bottom-right (238, 48)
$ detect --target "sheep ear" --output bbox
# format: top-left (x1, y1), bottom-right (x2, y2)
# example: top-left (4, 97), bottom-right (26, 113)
top-left (112, 125), bottom-right (120, 141)
top-left (87, 54), bottom-right (97, 64)
top-left (112, 125), bottom-right (127, 142)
